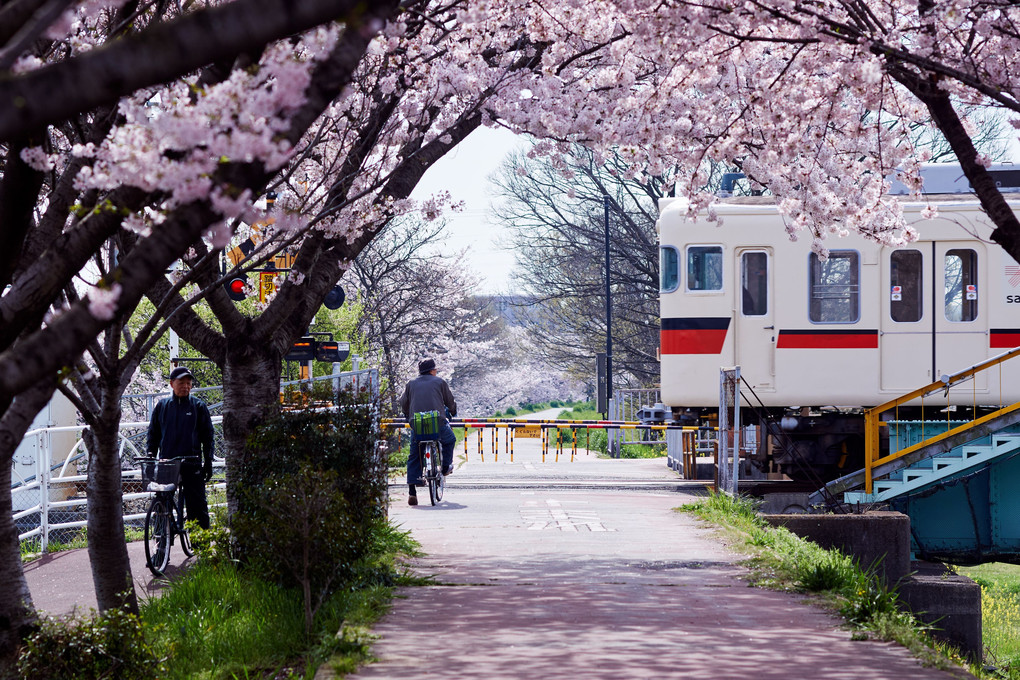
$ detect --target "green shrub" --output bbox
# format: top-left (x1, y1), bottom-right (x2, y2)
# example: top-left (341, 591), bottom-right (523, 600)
top-left (185, 507), bottom-right (232, 567)
top-left (18, 608), bottom-right (166, 678)
top-left (234, 390), bottom-right (386, 633)
top-left (505, 407), bottom-right (517, 416)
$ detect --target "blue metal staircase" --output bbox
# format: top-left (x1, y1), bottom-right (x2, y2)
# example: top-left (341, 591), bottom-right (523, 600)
top-left (844, 428), bottom-right (1020, 505)
top-left (806, 348), bottom-right (1020, 561)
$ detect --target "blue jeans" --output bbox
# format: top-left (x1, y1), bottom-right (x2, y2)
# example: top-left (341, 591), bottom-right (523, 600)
top-left (408, 423), bottom-right (456, 485)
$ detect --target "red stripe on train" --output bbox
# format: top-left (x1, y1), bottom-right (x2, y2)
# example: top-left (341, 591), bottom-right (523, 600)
top-left (660, 328), bottom-right (727, 354)
top-left (990, 332), bottom-right (1020, 348)
top-left (777, 332), bottom-right (878, 349)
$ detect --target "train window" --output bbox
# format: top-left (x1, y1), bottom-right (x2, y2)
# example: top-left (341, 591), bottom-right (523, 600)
top-left (945, 249), bottom-right (978, 322)
top-left (808, 250), bottom-right (860, 323)
top-left (741, 252), bottom-right (768, 316)
top-left (687, 246), bottom-right (723, 291)
top-left (660, 246), bottom-right (680, 292)
top-left (890, 250), bottom-right (923, 322)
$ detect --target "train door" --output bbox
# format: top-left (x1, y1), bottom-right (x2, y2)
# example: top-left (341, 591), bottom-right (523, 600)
top-left (881, 242), bottom-right (988, 392)
top-left (880, 247), bottom-right (930, 390)
top-left (935, 241), bottom-right (987, 389)
top-left (735, 249), bottom-right (775, 391)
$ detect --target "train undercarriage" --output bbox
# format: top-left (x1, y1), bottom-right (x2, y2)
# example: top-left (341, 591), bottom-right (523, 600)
top-left (671, 404), bottom-right (1007, 484)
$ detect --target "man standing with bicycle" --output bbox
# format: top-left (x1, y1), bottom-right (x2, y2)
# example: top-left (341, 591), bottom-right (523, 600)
top-left (146, 366), bottom-right (215, 528)
top-left (399, 358), bottom-right (457, 506)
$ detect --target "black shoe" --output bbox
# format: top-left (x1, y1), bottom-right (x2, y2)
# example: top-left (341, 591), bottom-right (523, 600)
top-left (442, 466), bottom-right (453, 476)
top-left (408, 495), bottom-right (418, 506)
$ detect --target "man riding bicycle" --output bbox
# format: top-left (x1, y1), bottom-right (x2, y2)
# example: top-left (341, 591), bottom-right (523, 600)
top-left (399, 358), bottom-right (457, 506)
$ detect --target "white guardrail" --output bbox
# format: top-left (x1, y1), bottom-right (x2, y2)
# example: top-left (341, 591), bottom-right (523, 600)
top-left (13, 418), bottom-right (226, 553)
top-left (13, 367), bottom-right (379, 552)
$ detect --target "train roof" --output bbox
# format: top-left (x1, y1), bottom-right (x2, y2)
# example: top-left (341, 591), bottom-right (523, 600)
top-left (658, 193), bottom-right (1020, 216)
top-left (663, 163), bottom-right (1020, 212)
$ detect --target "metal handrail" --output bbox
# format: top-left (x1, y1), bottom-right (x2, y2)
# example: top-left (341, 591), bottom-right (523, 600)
top-left (863, 345), bottom-right (1020, 494)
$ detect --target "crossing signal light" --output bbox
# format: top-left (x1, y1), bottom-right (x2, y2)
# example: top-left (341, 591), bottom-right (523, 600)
top-left (286, 336), bottom-right (316, 362)
top-left (224, 276), bottom-right (247, 301)
top-left (315, 340), bottom-right (351, 363)
top-left (323, 285), bottom-right (345, 310)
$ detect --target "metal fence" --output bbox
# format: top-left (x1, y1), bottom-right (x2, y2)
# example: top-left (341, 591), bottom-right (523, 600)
top-left (607, 388), bottom-right (664, 456)
top-left (13, 367), bottom-right (379, 553)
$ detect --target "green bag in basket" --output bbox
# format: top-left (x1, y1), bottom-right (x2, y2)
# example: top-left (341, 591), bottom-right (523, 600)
top-left (411, 410), bottom-right (441, 437)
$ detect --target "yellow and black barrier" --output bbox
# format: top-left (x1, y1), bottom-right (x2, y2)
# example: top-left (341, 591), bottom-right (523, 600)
top-left (381, 418), bottom-right (703, 465)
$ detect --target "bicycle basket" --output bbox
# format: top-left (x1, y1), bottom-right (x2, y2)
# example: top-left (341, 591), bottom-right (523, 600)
top-left (411, 410), bottom-right (441, 438)
top-left (140, 458), bottom-right (181, 486)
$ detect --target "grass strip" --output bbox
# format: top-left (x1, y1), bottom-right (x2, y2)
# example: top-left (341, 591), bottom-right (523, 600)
top-left (139, 520), bottom-right (421, 679)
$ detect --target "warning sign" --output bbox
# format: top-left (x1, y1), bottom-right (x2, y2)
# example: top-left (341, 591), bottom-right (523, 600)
top-left (515, 425), bottom-right (542, 438)
top-left (259, 272), bottom-right (276, 302)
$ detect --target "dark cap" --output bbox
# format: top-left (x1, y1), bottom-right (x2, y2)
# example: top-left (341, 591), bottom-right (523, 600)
top-left (418, 358), bottom-right (437, 375)
top-left (169, 366), bottom-right (194, 381)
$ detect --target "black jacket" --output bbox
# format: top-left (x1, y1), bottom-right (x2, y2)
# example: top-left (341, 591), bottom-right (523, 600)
top-left (146, 394), bottom-right (214, 466)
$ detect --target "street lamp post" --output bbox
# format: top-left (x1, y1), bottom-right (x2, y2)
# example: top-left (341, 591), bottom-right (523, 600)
top-left (603, 195), bottom-right (613, 420)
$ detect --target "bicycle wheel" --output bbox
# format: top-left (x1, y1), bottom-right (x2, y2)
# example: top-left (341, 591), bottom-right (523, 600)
top-left (144, 498), bottom-right (172, 575)
top-left (176, 492), bottom-right (194, 557)
top-left (427, 442), bottom-right (442, 505)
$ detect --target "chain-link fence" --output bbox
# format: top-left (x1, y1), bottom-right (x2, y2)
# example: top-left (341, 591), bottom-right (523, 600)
top-left (14, 367), bottom-right (379, 553)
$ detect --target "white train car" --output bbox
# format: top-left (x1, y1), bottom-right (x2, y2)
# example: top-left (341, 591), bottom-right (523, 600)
top-left (657, 165), bottom-right (1020, 479)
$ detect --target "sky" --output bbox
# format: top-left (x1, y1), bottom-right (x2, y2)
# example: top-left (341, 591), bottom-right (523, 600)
top-left (410, 126), bottom-right (529, 294)
top-left (412, 124), bottom-right (1020, 296)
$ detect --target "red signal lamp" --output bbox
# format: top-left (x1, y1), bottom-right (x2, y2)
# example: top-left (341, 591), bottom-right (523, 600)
top-left (224, 277), bottom-right (247, 301)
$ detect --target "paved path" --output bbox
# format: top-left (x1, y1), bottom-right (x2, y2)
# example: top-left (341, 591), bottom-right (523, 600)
top-left (351, 415), bottom-right (972, 679)
top-left (23, 534), bottom-right (194, 617)
top-left (21, 409), bottom-right (973, 677)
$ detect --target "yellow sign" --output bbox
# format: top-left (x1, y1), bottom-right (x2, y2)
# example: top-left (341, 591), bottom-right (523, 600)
top-left (515, 425), bottom-right (541, 438)
top-left (259, 272), bottom-right (277, 302)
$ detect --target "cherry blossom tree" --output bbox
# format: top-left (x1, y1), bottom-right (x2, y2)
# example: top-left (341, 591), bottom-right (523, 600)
top-left (0, 0), bottom-right (401, 663)
top-left (3, 0), bottom-right (1020, 667)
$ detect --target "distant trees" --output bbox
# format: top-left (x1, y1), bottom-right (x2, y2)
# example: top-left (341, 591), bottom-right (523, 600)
top-left (346, 217), bottom-right (498, 413)
top-left (347, 216), bottom-right (584, 415)
top-left (492, 145), bottom-right (669, 389)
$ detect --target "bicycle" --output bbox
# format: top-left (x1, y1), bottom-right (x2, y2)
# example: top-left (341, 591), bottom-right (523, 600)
top-left (411, 410), bottom-right (447, 506)
top-left (417, 438), bottom-right (445, 506)
top-left (135, 457), bottom-right (194, 575)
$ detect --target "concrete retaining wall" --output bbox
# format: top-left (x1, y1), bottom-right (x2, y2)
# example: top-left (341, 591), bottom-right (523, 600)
top-left (762, 511), bottom-right (982, 661)
top-left (763, 511), bottom-right (911, 585)
top-left (898, 562), bottom-right (983, 662)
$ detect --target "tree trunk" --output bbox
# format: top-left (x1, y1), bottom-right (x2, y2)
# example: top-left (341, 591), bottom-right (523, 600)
top-left (380, 327), bottom-right (400, 416)
top-left (891, 69), bottom-right (1020, 264)
top-left (0, 383), bottom-right (54, 669)
top-left (83, 384), bottom-right (138, 614)
top-left (0, 439), bottom-right (34, 672)
top-left (221, 337), bottom-right (283, 517)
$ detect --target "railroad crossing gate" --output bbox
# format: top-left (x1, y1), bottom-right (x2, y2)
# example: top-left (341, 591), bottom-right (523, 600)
top-left (516, 425), bottom-right (542, 438)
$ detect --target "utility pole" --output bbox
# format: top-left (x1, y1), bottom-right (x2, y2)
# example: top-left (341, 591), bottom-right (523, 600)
top-left (603, 195), bottom-right (613, 419)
